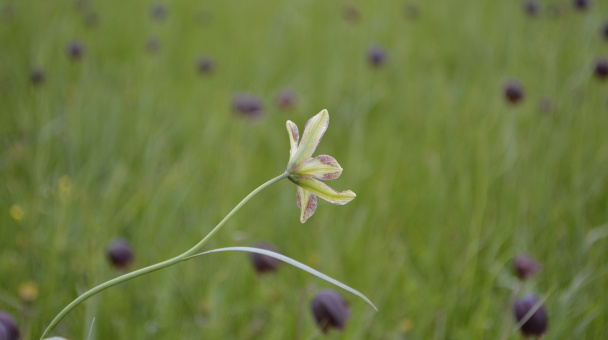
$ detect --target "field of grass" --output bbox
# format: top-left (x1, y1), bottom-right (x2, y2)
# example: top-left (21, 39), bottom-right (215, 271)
top-left (2, 0), bottom-right (608, 339)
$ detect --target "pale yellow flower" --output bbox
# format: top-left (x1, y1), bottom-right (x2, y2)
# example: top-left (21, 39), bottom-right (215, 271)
top-left (286, 109), bottom-right (356, 223)
top-left (9, 204), bottom-right (24, 222)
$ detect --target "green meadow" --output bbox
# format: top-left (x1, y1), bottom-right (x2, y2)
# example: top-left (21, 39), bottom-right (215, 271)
top-left (1, 0), bottom-right (608, 339)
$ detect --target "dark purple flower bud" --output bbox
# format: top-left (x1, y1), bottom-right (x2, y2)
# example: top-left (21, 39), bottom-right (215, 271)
top-left (145, 37), bottom-right (161, 54)
top-left (232, 93), bottom-right (264, 118)
top-left (513, 254), bottom-right (541, 280)
top-left (311, 290), bottom-right (350, 334)
top-left (504, 79), bottom-right (525, 104)
top-left (342, 4), bottom-right (360, 23)
top-left (573, 0), bottom-right (591, 10)
top-left (0, 311), bottom-right (19, 340)
top-left (196, 56), bottom-right (215, 75)
top-left (275, 88), bottom-right (297, 110)
top-left (367, 44), bottom-right (387, 68)
top-left (250, 242), bottom-right (281, 274)
top-left (66, 40), bottom-right (84, 60)
top-left (513, 295), bottom-right (548, 338)
top-left (150, 3), bottom-right (168, 21)
top-left (523, 0), bottom-right (539, 17)
top-left (106, 238), bottom-right (134, 269)
top-left (594, 58), bottom-right (608, 80)
top-left (30, 67), bottom-right (45, 85)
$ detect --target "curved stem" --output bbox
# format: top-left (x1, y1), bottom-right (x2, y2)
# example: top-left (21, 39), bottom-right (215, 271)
top-left (40, 172), bottom-right (289, 339)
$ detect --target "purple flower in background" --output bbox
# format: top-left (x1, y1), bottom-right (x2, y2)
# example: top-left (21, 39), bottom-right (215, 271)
top-left (150, 3), bottom-right (168, 21)
top-left (66, 40), bottom-right (85, 60)
top-left (232, 93), bottom-right (264, 118)
top-left (513, 254), bottom-right (541, 280)
top-left (196, 56), bottom-right (215, 75)
top-left (594, 58), bottom-right (608, 80)
top-left (107, 238), bottom-right (134, 269)
top-left (367, 44), bottom-right (387, 68)
top-left (0, 311), bottom-right (19, 340)
top-left (523, 0), bottom-right (540, 17)
top-left (573, 0), bottom-right (591, 10)
top-left (311, 290), bottom-right (350, 334)
top-left (504, 79), bottom-right (524, 104)
top-left (249, 242), bottom-right (281, 274)
top-left (275, 88), bottom-right (297, 110)
top-left (30, 67), bottom-right (45, 85)
top-left (513, 295), bottom-right (548, 338)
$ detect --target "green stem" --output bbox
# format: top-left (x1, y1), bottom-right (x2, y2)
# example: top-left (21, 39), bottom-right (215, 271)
top-left (40, 172), bottom-right (289, 339)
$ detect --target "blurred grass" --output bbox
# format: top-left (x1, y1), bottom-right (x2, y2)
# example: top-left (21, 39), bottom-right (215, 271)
top-left (1, 0), bottom-right (608, 339)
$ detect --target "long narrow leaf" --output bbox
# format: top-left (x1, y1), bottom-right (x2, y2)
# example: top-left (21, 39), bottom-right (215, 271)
top-left (186, 246), bottom-right (377, 311)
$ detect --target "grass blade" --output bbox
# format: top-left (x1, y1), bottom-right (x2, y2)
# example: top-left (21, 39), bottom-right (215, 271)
top-left (186, 246), bottom-right (377, 311)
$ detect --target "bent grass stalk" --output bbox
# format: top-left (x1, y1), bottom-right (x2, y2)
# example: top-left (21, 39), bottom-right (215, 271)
top-left (40, 172), bottom-right (289, 339)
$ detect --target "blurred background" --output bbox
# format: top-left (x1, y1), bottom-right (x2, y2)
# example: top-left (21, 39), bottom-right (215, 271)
top-left (1, 0), bottom-right (608, 339)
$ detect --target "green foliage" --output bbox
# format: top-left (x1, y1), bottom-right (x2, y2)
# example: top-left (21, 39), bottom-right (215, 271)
top-left (1, 0), bottom-right (608, 339)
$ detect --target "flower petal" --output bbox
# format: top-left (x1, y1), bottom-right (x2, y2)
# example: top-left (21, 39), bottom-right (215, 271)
top-left (287, 109), bottom-right (329, 171)
top-left (297, 186), bottom-right (317, 223)
top-left (294, 155), bottom-right (343, 180)
top-left (292, 176), bottom-right (356, 205)
top-left (286, 120), bottom-right (299, 161)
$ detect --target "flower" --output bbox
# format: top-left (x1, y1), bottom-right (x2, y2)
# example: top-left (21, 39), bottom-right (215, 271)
top-left (18, 280), bottom-right (39, 303)
top-left (367, 44), bottom-right (387, 67)
top-left (232, 93), bottom-right (264, 119)
top-left (286, 109), bottom-right (356, 223)
top-left (513, 254), bottom-right (542, 281)
top-left (106, 238), bottom-right (135, 269)
top-left (30, 67), bottom-right (45, 85)
top-left (503, 79), bottom-right (524, 104)
top-left (150, 3), bottom-right (168, 21)
top-left (196, 56), bottom-right (215, 75)
top-left (249, 242), bottom-right (281, 274)
top-left (523, 0), bottom-right (540, 17)
top-left (275, 87), bottom-right (297, 110)
top-left (310, 289), bottom-right (350, 334)
top-left (594, 58), bottom-right (608, 80)
top-left (66, 40), bottom-right (85, 60)
top-left (513, 294), bottom-right (548, 337)
top-left (0, 311), bottom-right (19, 340)
top-left (573, 0), bottom-right (591, 11)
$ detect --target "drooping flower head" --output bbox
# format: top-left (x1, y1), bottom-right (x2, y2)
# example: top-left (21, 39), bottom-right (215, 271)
top-left (513, 254), bottom-right (542, 281)
top-left (311, 289), bottom-right (351, 334)
top-left (286, 110), bottom-right (356, 223)
top-left (513, 294), bottom-right (548, 337)
top-left (249, 242), bottom-right (282, 274)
